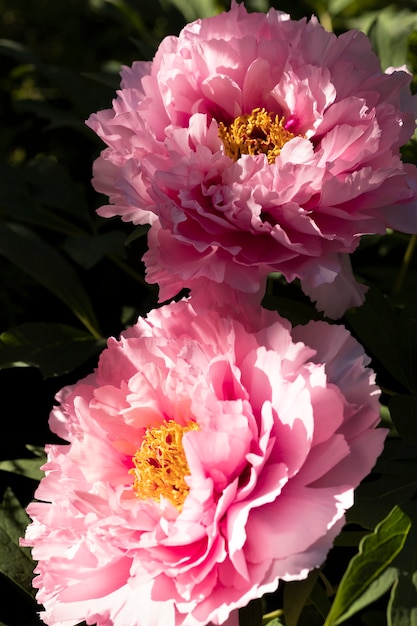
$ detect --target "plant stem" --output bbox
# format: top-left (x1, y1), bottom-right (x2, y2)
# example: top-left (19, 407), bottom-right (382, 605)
top-left (394, 233), bottom-right (417, 293)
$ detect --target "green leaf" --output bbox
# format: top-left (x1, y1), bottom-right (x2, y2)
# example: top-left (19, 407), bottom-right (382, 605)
top-left (367, 7), bottom-right (417, 70)
top-left (0, 454), bottom-right (46, 482)
top-left (324, 505), bottom-right (414, 626)
top-left (345, 287), bottom-right (411, 391)
top-left (387, 507), bottom-right (417, 626)
top-left (62, 231), bottom-right (127, 269)
top-left (0, 323), bottom-right (105, 378)
top-left (16, 98), bottom-right (87, 132)
top-left (0, 161), bottom-right (80, 236)
top-left (336, 568), bottom-right (398, 625)
top-left (0, 488), bottom-right (35, 599)
top-left (263, 274), bottom-right (322, 326)
top-left (0, 39), bottom-right (113, 116)
top-left (348, 440), bottom-right (417, 529)
top-left (124, 224), bottom-right (150, 245)
top-left (0, 223), bottom-right (101, 338)
top-left (24, 157), bottom-right (92, 225)
top-left (262, 295), bottom-right (322, 326)
top-left (389, 395), bottom-right (417, 444)
top-left (327, 0), bottom-right (356, 16)
top-left (309, 577), bottom-right (332, 620)
top-left (398, 295), bottom-right (417, 393)
top-left (283, 569), bottom-right (320, 626)
top-left (349, 472), bottom-right (417, 531)
top-left (164, 0), bottom-right (220, 21)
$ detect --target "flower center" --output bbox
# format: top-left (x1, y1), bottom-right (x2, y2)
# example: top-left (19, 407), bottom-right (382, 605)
top-left (218, 107), bottom-right (296, 164)
top-left (130, 420), bottom-right (199, 510)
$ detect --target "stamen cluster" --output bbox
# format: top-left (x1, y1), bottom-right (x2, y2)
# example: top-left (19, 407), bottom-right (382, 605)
top-left (218, 107), bottom-right (297, 164)
top-left (130, 420), bottom-right (199, 510)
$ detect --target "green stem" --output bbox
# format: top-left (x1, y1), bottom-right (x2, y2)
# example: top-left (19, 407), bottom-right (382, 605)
top-left (394, 233), bottom-right (417, 293)
top-left (261, 608), bottom-right (285, 623)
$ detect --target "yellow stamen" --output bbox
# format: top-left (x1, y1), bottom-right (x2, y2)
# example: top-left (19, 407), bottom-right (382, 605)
top-left (218, 107), bottom-right (297, 164)
top-left (130, 420), bottom-right (199, 510)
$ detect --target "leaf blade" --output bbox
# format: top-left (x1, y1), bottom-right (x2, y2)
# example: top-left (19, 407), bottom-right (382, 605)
top-left (324, 505), bottom-right (414, 626)
top-left (0, 322), bottom-right (104, 378)
top-left (0, 488), bottom-right (35, 599)
top-left (0, 223), bottom-right (101, 338)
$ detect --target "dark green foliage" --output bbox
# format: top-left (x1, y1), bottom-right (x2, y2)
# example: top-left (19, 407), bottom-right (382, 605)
top-left (1, 1), bottom-right (417, 625)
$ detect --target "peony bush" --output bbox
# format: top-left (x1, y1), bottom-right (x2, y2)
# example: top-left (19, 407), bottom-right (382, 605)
top-left (22, 297), bottom-right (386, 626)
top-left (87, 1), bottom-right (417, 317)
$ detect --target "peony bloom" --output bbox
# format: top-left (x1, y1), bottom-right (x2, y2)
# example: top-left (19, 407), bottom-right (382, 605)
top-left (23, 296), bottom-right (386, 625)
top-left (87, 1), bottom-right (417, 317)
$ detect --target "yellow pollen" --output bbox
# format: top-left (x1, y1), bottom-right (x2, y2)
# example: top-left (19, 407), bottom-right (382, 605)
top-left (130, 420), bottom-right (199, 510)
top-left (218, 107), bottom-right (297, 164)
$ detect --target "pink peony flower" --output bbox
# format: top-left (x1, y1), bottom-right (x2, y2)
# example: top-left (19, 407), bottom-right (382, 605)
top-left (87, 1), bottom-right (417, 317)
top-left (23, 296), bottom-right (386, 625)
